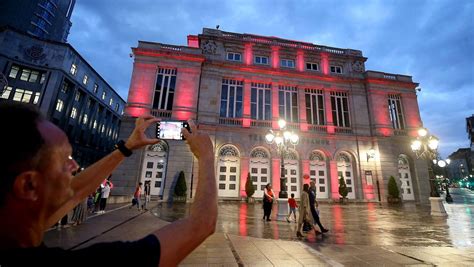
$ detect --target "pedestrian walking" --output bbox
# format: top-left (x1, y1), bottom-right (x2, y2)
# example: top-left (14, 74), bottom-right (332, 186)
top-left (286, 193), bottom-right (298, 222)
top-left (130, 182), bottom-right (142, 210)
top-left (99, 181), bottom-right (111, 213)
top-left (309, 181), bottom-right (328, 233)
top-left (142, 180), bottom-right (151, 210)
top-left (297, 184), bottom-right (312, 238)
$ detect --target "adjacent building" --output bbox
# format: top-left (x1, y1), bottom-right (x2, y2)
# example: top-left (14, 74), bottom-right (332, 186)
top-left (113, 28), bottom-right (430, 203)
top-left (0, 0), bottom-right (125, 168)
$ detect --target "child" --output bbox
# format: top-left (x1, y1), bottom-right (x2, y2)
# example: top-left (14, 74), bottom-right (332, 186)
top-left (130, 182), bottom-right (142, 210)
top-left (287, 193), bottom-right (298, 222)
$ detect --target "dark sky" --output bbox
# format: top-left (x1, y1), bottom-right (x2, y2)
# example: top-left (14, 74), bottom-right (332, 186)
top-left (68, 0), bottom-right (473, 158)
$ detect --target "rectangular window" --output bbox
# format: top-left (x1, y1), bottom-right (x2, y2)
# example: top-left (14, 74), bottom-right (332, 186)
top-left (82, 75), bottom-right (88, 85)
top-left (70, 107), bottom-right (77, 119)
top-left (75, 91), bottom-right (81, 101)
top-left (278, 85), bottom-right (298, 122)
top-left (70, 63), bottom-right (77, 75)
top-left (33, 92), bottom-right (40, 104)
top-left (152, 68), bottom-right (176, 111)
top-left (82, 114), bottom-right (88, 125)
top-left (115, 103), bottom-right (119, 111)
top-left (280, 59), bottom-right (295, 68)
top-left (250, 83), bottom-right (271, 120)
top-left (220, 79), bottom-right (243, 118)
top-left (93, 84), bottom-right (98, 93)
top-left (388, 94), bottom-right (405, 129)
top-left (20, 69), bottom-right (31, 81)
top-left (101, 91), bottom-right (106, 100)
top-left (330, 65), bottom-right (343, 74)
top-left (1, 86), bottom-right (13, 99)
top-left (306, 62), bottom-right (319, 71)
top-left (40, 73), bottom-right (46, 84)
top-left (109, 98), bottom-right (113, 106)
top-left (9, 65), bottom-right (20, 78)
top-left (330, 92), bottom-right (350, 127)
top-left (55, 99), bottom-right (64, 112)
top-left (254, 56), bottom-right (269, 65)
top-left (305, 89), bottom-right (325, 125)
top-left (226, 52), bottom-right (241, 62)
top-left (12, 89), bottom-right (33, 103)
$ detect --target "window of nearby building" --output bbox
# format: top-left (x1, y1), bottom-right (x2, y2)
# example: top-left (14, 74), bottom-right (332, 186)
top-left (1, 86), bottom-right (13, 99)
top-left (220, 79), bottom-right (243, 118)
top-left (305, 89), bottom-right (325, 125)
top-left (12, 89), bottom-right (33, 103)
top-left (93, 120), bottom-right (97, 129)
top-left (70, 64), bottom-right (77, 75)
top-left (388, 94), bottom-right (405, 129)
top-left (306, 62), bottom-right (319, 71)
top-left (40, 73), bottom-right (46, 84)
top-left (278, 85), bottom-right (298, 122)
top-left (254, 56), bottom-right (269, 65)
top-left (33, 92), bottom-right (40, 104)
top-left (93, 83), bottom-right (98, 93)
top-left (82, 75), bottom-right (88, 85)
top-left (109, 98), bottom-right (113, 106)
top-left (330, 92), bottom-right (350, 127)
top-left (226, 52), bottom-right (241, 62)
top-left (251, 83), bottom-right (271, 120)
top-left (70, 107), bottom-right (77, 119)
top-left (75, 91), bottom-right (81, 101)
top-left (55, 99), bottom-right (64, 112)
top-left (8, 66), bottom-right (20, 78)
top-left (152, 68), bottom-right (176, 110)
top-left (280, 59), bottom-right (295, 68)
top-left (115, 103), bottom-right (119, 112)
top-left (61, 82), bottom-right (69, 93)
top-left (330, 65), bottom-right (343, 74)
top-left (101, 91), bottom-right (106, 100)
top-left (82, 114), bottom-right (88, 125)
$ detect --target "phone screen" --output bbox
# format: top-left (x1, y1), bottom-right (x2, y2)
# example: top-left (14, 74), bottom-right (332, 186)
top-left (156, 121), bottom-right (189, 140)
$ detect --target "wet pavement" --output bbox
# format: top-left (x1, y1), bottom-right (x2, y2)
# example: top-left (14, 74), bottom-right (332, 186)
top-left (44, 188), bottom-right (474, 266)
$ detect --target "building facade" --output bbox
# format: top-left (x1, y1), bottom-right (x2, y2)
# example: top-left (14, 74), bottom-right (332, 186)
top-left (0, 0), bottom-right (75, 43)
top-left (113, 28), bottom-right (430, 203)
top-left (0, 27), bottom-right (125, 167)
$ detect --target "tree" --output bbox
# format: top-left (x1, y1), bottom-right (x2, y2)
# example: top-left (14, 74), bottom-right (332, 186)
top-left (245, 173), bottom-right (255, 199)
top-left (338, 175), bottom-right (348, 199)
top-left (174, 171), bottom-right (187, 197)
top-left (388, 176), bottom-right (400, 202)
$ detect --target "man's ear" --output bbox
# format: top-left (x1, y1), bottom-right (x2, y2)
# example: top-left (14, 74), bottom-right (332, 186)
top-left (12, 171), bottom-right (41, 201)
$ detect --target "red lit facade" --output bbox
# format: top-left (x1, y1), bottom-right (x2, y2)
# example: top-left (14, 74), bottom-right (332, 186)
top-left (114, 28), bottom-right (431, 204)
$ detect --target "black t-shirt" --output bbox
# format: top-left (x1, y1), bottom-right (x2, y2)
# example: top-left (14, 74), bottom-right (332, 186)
top-left (0, 234), bottom-right (160, 267)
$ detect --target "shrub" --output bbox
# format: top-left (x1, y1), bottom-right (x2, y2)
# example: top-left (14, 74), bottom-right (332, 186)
top-left (339, 175), bottom-right (348, 198)
top-left (245, 172), bottom-right (255, 198)
top-left (174, 171), bottom-right (187, 197)
top-left (388, 176), bottom-right (400, 198)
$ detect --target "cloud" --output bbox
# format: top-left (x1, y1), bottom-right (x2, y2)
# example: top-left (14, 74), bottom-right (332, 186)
top-left (68, 0), bottom-right (474, 157)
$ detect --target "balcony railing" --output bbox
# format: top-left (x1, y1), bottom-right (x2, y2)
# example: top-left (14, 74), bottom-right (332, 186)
top-left (394, 129), bottom-right (408, 136)
top-left (151, 109), bottom-right (172, 118)
top-left (308, 124), bottom-right (327, 133)
top-left (219, 117), bottom-right (243, 126)
top-left (286, 122), bottom-right (300, 131)
top-left (335, 127), bottom-right (353, 134)
top-left (251, 119), bottom-right (272, 128)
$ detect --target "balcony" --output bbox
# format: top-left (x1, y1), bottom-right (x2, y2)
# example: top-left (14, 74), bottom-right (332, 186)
top-left (394, 129), bottom-right (408, 136)
top-left (335, 127), bottom-right (353, 134)
top-left (151, 109), bottom-right (172, 118)
top-left (308, 124), bottom-right (327, 133)
top-left (286, 122), bottom-right (300, 131)
top-left (251, 120), bottom-right (272, 128)
top-left (219, 117), bottom-right (243, 126)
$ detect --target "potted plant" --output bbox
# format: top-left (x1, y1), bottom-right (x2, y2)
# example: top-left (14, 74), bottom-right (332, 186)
top-left (174, 171), bottom-right (187, 202)
top-left (338, 175), bottom-right (348, 203)
top-left (387, 176), bottom-right (401, 204)
top-left (245, 172), bottom-right (255, 203)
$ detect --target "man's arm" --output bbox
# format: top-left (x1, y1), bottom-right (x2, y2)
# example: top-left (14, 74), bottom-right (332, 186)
top-left (46, 116), bottom-right (159, 227)
top-left (153, 121), bottom-right (217, 267)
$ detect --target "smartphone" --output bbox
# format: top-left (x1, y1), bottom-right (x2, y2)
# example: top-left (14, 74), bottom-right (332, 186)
top-left (156, 121), bottom-right (190, 140)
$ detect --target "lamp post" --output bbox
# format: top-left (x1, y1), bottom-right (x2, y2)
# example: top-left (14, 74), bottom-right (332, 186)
top-left (410, 127), bottom-right (447, 216)
top-left (265, 119), bottom-right (299, 199)
top-left (434, 158), bottom-right (452, 203)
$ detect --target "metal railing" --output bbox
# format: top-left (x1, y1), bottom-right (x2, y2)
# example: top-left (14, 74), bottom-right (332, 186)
top-left (250, 120), bottom-right (272, 128)
top-left (308, 124), bottom-right (327, 133)
top-left (219, 117), bottom-right (243, 126)
top-left (151, 109), bottom-right (172, 118)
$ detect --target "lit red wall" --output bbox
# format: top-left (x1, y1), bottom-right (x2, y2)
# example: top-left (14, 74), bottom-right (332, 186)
top-left (125, 62), bottom-right (157, 117)
top-left (402, 93), bottom-right (423, 137)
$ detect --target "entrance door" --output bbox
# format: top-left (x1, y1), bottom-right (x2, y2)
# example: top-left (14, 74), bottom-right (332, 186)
top-left (398, 155), bottom-right (415, 200)
top-left (217, 145), bottom-right (240, 198)
top-left (337, 153), bottom-right (355, 199)
top-left (250, 148), bottom-right (271, 198)
top-left (141, 142), bottom-right (168, 196)
top-left (309, 151), bottom-right (328, 199)
top-left (284, 160), bottom-right (300, 198)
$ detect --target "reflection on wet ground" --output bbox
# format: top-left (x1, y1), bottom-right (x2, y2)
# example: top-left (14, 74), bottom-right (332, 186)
top-left (151, 188), bottom-right (473, 248)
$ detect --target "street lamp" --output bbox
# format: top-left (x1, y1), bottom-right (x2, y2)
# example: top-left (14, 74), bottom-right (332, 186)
top-left (265, 119), bottom-right (299, 199)
top-left (411, 127), bottom-right (447, 216)
top-left (434, 158), bottom-right (452, 203)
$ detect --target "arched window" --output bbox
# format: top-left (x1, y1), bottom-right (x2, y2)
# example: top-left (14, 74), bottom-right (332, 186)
top-left (398, 154), bottom-right (414, 200)
top-left (217, 145), bottom-right (240, 198)
top-left (336, 152), bottom-right (355, 199)
top-left (283, 149), bottom-right (300, 197)
top-left (309, 151), bottom-right (328, 198)
top-left (250, 147), bottom-right (270, 198)
top-left (141, 140), bottom-right (168, 196)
